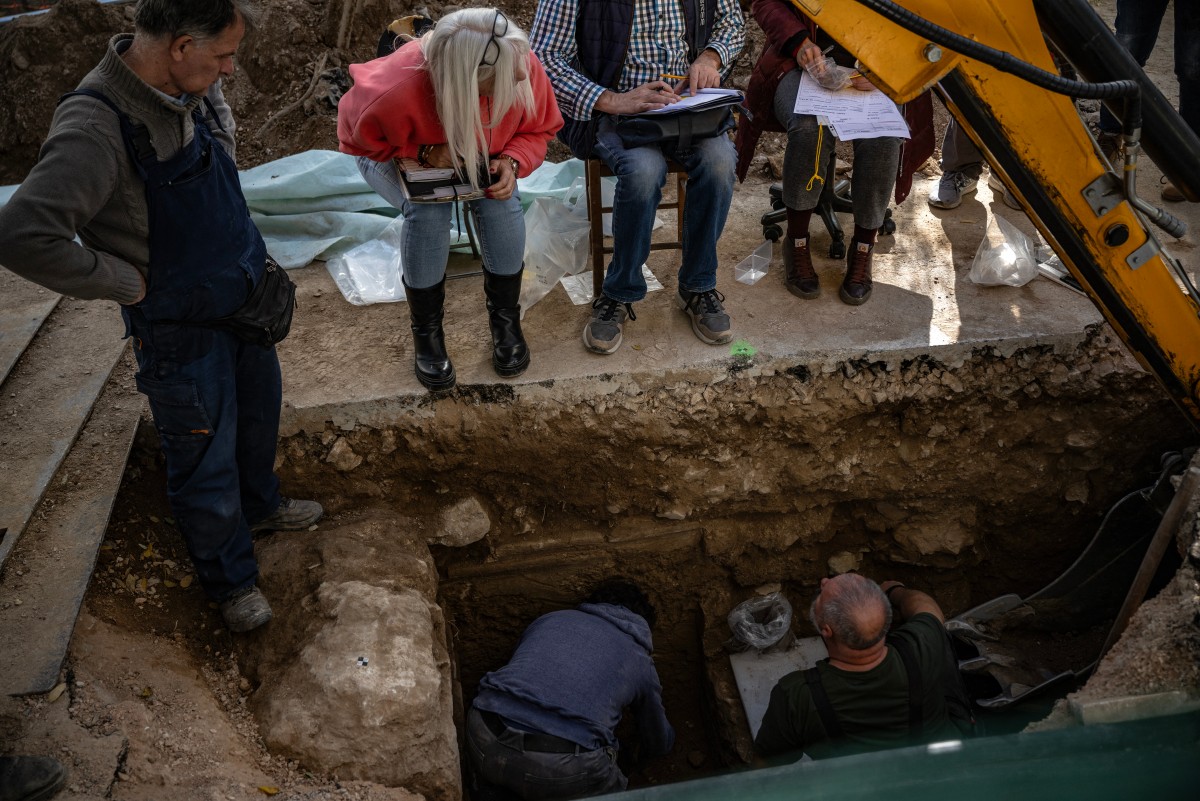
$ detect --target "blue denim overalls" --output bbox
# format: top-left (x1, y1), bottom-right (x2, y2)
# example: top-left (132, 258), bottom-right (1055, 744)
top-left (67, 88), bottom-right (283, 602)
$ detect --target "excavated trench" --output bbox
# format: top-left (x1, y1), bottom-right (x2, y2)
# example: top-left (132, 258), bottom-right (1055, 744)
top-left (91, 326), bottom-right (1195, 798)
top-left (238, 324), bottom-right (1195, 796)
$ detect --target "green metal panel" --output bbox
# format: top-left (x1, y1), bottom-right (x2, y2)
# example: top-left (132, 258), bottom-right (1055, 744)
top-left (614, 711), bottom-right (1199, 801)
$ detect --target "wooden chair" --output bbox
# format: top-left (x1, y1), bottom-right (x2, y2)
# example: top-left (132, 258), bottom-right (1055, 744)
top-left (585, 158), bottom-right (688, 299)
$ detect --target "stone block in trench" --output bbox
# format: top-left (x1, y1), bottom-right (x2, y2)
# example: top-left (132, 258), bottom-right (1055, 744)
top-left (255, 580), bottom-right (460, 801)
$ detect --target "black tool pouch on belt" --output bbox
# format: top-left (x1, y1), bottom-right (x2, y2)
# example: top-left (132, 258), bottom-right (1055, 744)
top-left (614, 106), bottom-right (735, 151)
top-left (203, 258), bottom-right (297, 347)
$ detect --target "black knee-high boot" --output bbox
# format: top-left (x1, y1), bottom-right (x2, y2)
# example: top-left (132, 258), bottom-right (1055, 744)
top-left (482, 269), bottom-right (530, 377)
top-left (404, 279), bottom-right (456, 391)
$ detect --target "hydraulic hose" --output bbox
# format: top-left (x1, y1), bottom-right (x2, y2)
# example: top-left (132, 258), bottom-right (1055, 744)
top-left (848, 0), bottom-right (1139, 106)
top-left (1034, 0), bottom-right (1200, 202)
top-left (848, 0), bottom-right (1188, 237)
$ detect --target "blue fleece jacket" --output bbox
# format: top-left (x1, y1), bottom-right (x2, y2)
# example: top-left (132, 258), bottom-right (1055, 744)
top-left (473, 603), bottom-right (675, 753)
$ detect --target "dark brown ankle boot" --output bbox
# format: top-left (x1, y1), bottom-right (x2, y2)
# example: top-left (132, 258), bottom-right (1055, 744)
top-left (783, 236), bottom-right (820, 299)
top-left (840, 240), bottom-right (874, 305)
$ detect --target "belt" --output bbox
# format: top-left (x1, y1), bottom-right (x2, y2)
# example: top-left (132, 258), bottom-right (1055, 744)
top-left (479, 710), bottom-right (584, 754)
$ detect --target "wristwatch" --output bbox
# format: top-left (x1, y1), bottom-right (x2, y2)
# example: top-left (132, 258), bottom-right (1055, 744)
top-left (503, 154), bottom-right (519, 177)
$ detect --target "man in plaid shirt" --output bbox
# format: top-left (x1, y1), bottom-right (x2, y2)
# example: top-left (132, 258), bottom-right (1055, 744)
top-left (531, 0), bottom-right (745, 355)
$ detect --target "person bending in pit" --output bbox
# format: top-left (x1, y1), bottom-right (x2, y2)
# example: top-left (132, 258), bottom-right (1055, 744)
top-left (337, 8), bottom-right (563, 392)
top-left (735, 0), bottom-right (933, 306)
top-left (0, 0), bottom-right (322, 634)
top-left (466, 579), bottom-right (674, 800)
top-left (755, 574), bottom-right (967, 760)
top-left (530, 0), bottom-right (745, 355)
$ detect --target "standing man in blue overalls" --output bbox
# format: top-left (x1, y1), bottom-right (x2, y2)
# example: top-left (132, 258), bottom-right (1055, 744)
top-left (0, 0), bottom-right (321, 634)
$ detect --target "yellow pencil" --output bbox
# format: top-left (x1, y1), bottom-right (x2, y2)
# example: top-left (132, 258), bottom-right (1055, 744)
top-left (660, 73), bottom-right (688, 81)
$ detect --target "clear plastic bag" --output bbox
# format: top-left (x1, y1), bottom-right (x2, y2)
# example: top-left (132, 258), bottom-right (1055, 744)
top-left (325, 215), bottom-right (407, 305)
top-left (562, 176), bottom-right (661, 237)
top-left (727, 592), bottom-right (793, 652)
top-left (969, 213), bottom-right (1038, 287)
top-left (519, 195), bottom-right (592, 313)
top-left (805, 55), bottom-right (854, 92)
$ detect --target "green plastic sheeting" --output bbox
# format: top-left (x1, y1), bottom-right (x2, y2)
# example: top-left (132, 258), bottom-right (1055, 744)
top-left (239, 150), bottom-right (588, 269)
top-left (617, 711), bottom-right (1199, 801)
top-left (1, 152), bottom-right (594, 271)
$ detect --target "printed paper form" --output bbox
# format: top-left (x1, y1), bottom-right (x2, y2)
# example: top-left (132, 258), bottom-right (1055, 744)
top-left (793, 71), bottom-right (910, 140)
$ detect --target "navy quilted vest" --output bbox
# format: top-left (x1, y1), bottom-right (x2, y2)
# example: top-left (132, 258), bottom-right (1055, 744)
top-left (560, 0), bottom-right (716, 158)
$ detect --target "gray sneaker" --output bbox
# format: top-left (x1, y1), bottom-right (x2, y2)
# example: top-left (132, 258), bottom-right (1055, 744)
top-left (677, 289), bottom-right (733, 345)
top-left (987, 173), bottom-right (1022, 211)
top-left (928, 171), bottom-right (979, 209)
top-left (251, 497), bottom-right (324, 533)
top-left (583, 296), bottom-right (635, 355)
top-left (220, 586), bottom-right (273, 633)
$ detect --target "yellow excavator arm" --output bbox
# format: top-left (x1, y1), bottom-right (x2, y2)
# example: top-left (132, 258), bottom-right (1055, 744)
top-left (789, 0), bottom-right (1200, 428)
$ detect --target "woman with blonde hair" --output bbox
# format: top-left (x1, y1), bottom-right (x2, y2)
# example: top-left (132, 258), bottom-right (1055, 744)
top-left (338, 8), bottom-right (563, 391)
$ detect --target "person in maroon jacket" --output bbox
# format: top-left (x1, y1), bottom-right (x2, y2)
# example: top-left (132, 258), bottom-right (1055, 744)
top-left (735, 0), bottom-right (934, 306)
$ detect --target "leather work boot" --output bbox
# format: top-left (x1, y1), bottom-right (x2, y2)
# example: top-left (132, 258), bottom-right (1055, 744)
top-left (840, 240), bottom-right (874, 305)
top-left (219, 586), bottom-right (273, 633)
top-left (782, 236), bottom-right (820, 299)
top-left (1162, 178), bottom-right (1184, 202)
top-left (0, 756), bottom-right (67, 801)
top-left (251, 497), bottom-right (324, 533)
top-left (482, 269), bottom-right (530, 377)
top-left (404, 278), bottom-right (456, 391)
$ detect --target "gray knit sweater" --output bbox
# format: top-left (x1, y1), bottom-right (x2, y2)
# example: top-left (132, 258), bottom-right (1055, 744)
top-left (0, 34), bottom-right (237, 305)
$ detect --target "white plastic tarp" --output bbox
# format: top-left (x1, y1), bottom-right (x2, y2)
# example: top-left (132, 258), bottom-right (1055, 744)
top-left (0, 153), bottom-right (600, 280)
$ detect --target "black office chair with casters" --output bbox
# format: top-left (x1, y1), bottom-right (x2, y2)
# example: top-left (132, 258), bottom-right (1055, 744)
top-left (760, 179), bottom-right (895, 259)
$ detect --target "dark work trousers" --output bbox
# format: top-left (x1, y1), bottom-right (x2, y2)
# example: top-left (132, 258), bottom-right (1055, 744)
top-left (1099, 0), bottom-right (1200, 136)
top-left (465, 708), bottom-right (626, 801)
top-left (773, 68), bottom-right (902, 230)
top-left (939, 117), bottom-right (984, 179)
top-left (70, 89), bottom-right (282, 603)
top-left (130, 324), bottom-right (282, 602)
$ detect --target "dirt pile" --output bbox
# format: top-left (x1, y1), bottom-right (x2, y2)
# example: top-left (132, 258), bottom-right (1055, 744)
top-left (0, 0), bottom-right (764, 184)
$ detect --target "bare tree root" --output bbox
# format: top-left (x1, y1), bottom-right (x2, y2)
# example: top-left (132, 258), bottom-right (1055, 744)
top-left (255, 52), bottom-right (330, 141)
top-left (335, 0), bottom-right (364, 51)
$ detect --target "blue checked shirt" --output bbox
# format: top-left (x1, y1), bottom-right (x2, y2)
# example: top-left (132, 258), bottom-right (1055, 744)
top-left (530, 0), bottom-right (745, 122)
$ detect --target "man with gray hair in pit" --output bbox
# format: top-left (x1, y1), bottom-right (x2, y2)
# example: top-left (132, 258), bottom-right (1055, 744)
top-left (0, 0), bottom-right (322, 635)
top-left (755, 574), bottom-right (966, 760)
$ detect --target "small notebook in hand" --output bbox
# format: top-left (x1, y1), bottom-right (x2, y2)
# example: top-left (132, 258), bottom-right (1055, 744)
top-left (395, 157), bottom-right (495, 203)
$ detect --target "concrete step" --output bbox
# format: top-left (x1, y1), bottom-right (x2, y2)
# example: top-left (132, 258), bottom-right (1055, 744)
top-left (0, 270), bottom-right (59, 386)
top-left (0, 291), bottom-right (138, 695)
top-left (0, 360), bottom-right (141, 695)
top-left (0, 299), bottom-right (128, 568)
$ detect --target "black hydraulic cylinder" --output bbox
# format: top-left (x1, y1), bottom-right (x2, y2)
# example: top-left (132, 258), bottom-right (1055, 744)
top-left (1033, 0), bottom-right (1200, 202)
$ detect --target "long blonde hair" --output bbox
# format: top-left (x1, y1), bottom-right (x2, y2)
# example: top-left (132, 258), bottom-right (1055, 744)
top-left (422, 8), bottom-right (535, 190)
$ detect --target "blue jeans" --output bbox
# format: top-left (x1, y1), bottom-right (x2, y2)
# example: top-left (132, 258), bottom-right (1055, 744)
top-left (592, 118), bottom-right (737, 303)
top-left (1099, 0), bottom-right (1200, 135)
top-left (130, 321), bottom-right (282, 602)
top-left (357, 156), bottom-right (525, 289)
